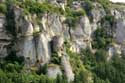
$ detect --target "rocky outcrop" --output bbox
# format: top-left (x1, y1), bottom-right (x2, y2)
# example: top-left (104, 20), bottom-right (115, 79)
top-left (12, 7), bottom-right (50, 66)
top-left (70, 16), bottom-right (92, 53)
top-left (48, 0), bottom-right (66, 11)
top-left (107, 44), bottom-right (121, 60)
top-left (51, 36), bottom-right (64, 57)
top-left (1, 1), bottom-right (125, 82)
top-left (47, 64), bottom-right (62, 78)
top-left (91, 2), bottom-right (106, 23)
top-left (36, 33), bottom-right (51, 65)
top-left (115, 19), bottom-right (125, 44)
top-left (0, 15), bottom-right (12, 58)
top-left (61, 55), bottom-right (74, 81)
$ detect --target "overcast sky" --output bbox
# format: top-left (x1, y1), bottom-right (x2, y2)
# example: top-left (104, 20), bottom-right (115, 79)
top-left (110, 0), bottom-right (125, 3)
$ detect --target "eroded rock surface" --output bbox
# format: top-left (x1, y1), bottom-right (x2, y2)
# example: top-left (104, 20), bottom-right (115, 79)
top-left (1, 1), bottom-right (125, 82)
top-left (0, 15), bottom-right (12, 58)
top-left (47, 64), bottom-right (62, 78)
top-left (61, 55), bottom-right (74, 81)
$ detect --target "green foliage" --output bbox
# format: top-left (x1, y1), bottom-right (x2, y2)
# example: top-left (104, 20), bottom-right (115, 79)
top-left (5, 50), bottom-right (24, 64)
top-left (0, 1), bottom-right (124, 83)
top-left (92, 27), bottom-right (112, 49)
top-left (81, 48), bottom-right (96, 70)
top-left (84, 0), bottom-right (110, 10)
top-left (36, 64), bottom-right (48, 75)
top-left (65, 16), bottom-right (78, 28)
top-left (0, 3), bottom-right (7, 14)
top-left (0, 70), bottom-right (55, 83)
top-left (6, 4), bottom-right (17, 36)
top-left (65, 7), bottom-right (86, 28)
top-left (51, 52), bottom-right (61, 65)
top-left (80, 46), bottom-right (125, 83)
top-left (95, 49), bottom-right (107, 63)
top-left (66, 47), bottom-right (92, 83)
top-left (96, 0), bottom-right (110, 8)
top-left (94, 75), bottom-right (111, 83)
top-left (84, 0), bottom-right (93, 12)
top-left (5, 63), bottom-right (22, 73)
top-left (67, 0), bottom-right (73, 7)
top-left (20, 0), bottom-right (63, 15)
top-left (0, 70), bottom-right (13, 83)
top-left (96, 0), bottom-right (111, 13)
top-left (0, 63), bottom-right (68, 83)
top-left (74, 69), bottom-right (91, 83)
top-left (101, 15), bottom-right (115, 26)
top-left (93, 56), bottom-right (125, 83)
top-left (82, 0), bottom-right (111, 21)
top-left (67, 50), bottom-right (83, 74)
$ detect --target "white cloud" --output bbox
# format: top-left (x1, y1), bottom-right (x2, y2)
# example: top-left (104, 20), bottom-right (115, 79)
top-left (110, 0), bottom-right (125, 3)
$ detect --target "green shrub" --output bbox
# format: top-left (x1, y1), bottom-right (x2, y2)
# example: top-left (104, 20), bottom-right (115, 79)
top-left (20, 0), bottom-right (63, 15)
top-left (74, 69), bottom-right (91, 83)
top-left (5, 4), bottom-right (17, 36)
top-left (84, 0), bottom-right (93, 12)
top-left (81, 48), bottom-right (96, 70)
top-left (92, 27), bottom-right (112, 49)
top-left (101, 15), bottom-right (115, 26)
top-left (94, 0), bottom-right (110, 9)
top-left (94, 75), bottom-right (111, 83)
top-left (5, 50), bottom-right (24, 64)
top-left (51, 52), bottom-right (61, 65)
top-left (66, 49), bottom-right (86, 75)
top-left (36, 64), bottom-right (48, 75)
top-left (95, 49), bottom-right (108, 62)
top-left (0, 70), bottom-right (13, 83)
top-left (0, 3), bottom-right (7, 14)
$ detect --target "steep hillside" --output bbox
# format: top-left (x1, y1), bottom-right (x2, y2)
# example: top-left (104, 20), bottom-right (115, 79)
top-left (0, 0), bottom-right (125, 83)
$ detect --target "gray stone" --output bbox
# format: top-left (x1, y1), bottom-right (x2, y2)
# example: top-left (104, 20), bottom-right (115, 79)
top-left (17, 36), bottom-right (36, 66)
top-left (61, 55), bottom-right (74, 81)
top-left (70, 16), bottom-right (92, 52)
top-left (51, 36), bottom-right (64, 52)
top-left (47, 14), bottom-right (63, 36)
top-left (0, 15), bottom-right (12, 58)
top-left (47, 64), bottom-right (62, 78)
top-left (116, 19), bottom-right (125, 44)
top-left (91, 2), bottom-right (106, 23)
top-left (36, 33), bottom-right (51, 65)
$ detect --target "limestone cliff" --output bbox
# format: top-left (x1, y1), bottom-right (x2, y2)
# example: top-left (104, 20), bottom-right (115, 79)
top-left (0, 0), bottom-right (125, 82)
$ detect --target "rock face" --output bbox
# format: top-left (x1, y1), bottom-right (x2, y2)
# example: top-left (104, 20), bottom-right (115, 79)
top-left (61, 55), bottom-right (74, 81)
top-left (70, 16), bottom-right (92, 52)
top-left (12, 7), bottom-right (50, 66)
top-left (116, 19), bottom-right (125, 44)
top-left (17, 36), bottom-right (36, 64)
top-left (0, 15), bottom-right (11, 58)
top-left (36, 33), bottom-right (51, 65)
top-left (91, 2), bottom-right (106, 23)
top-left (51, 36), bottom-right (64, 56)
top-left (1, 1), bottom-right (125, 82)
top-left (47, 64), bottom-right (62, 78)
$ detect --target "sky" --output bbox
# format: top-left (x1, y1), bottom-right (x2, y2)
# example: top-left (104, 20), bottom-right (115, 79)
top-left (110, 0), bottom-right (125, 3)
